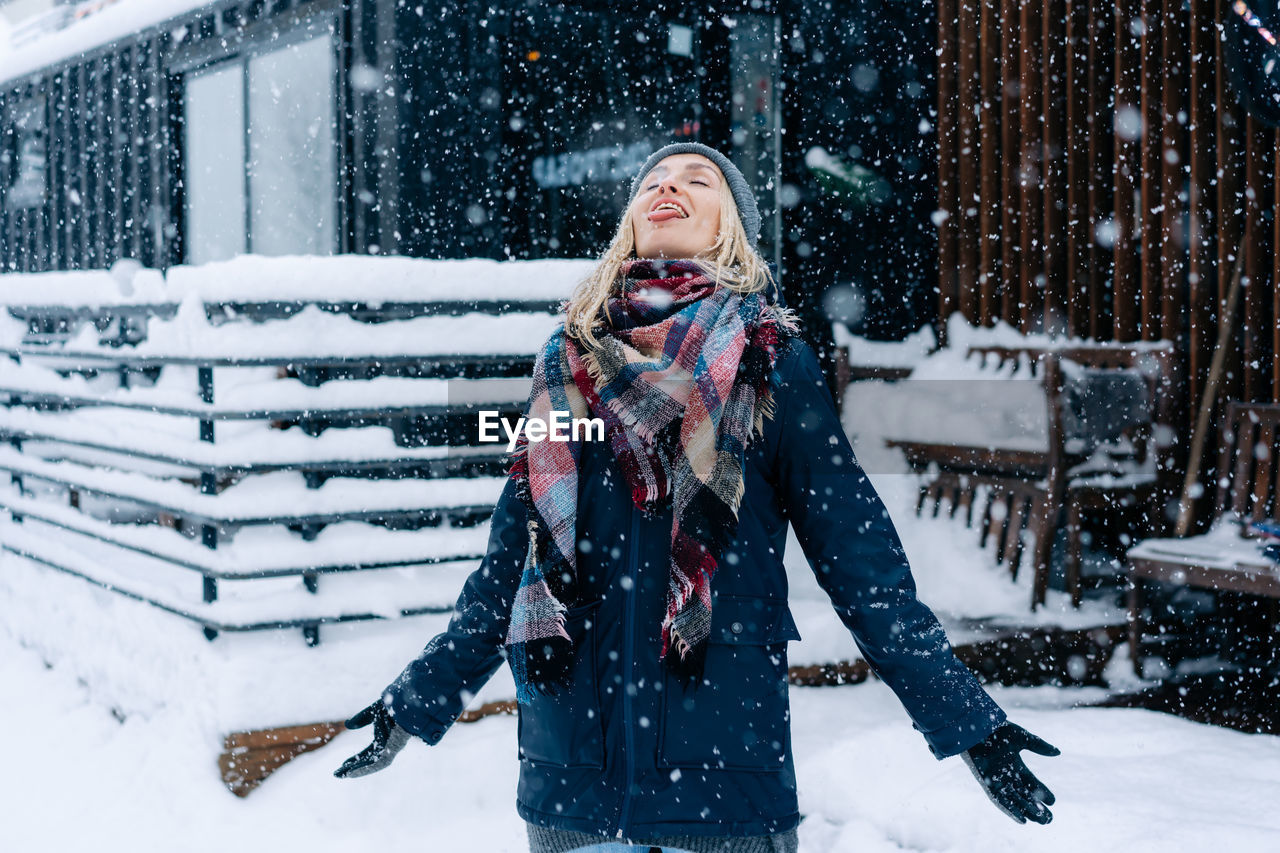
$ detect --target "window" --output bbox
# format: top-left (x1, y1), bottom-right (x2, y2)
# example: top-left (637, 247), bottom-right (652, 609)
top-left (246, 37), bottom-right (337, 257)
top-left (4, 95), bottom-right (48, 211)
top-left (502, 11), bottom-right (704, 258)
top-left (182, 34), bottom-right (336, 264)
top-left (184, 64), bottom-right (245, 263)
top-left (729, 16), bottom-right (781, 267)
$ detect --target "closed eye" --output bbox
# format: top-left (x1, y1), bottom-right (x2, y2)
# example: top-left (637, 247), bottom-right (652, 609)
top-left (644, 180), bottom-right (712, 190)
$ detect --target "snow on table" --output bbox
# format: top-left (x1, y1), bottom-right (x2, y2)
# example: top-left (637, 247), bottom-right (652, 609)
top-left (1127, 519), bottom-right (1278, 570)
top-left (863, 342), bottom-right (1050, 451)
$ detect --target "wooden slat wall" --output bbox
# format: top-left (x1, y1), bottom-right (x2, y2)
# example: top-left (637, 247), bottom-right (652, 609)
top-left (937, 1), bottom-right (1280, 499)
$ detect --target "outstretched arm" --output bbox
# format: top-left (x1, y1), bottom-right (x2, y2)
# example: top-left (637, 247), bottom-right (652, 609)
top-left (336, 475), bottom-right (529, 778)
top-left (385, 475), bottom-right (530, 744)
top-left (773, 339), bottom-right (1006, 758)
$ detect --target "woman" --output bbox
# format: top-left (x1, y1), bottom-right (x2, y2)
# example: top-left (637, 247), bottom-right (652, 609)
top-left (335, 143), bottom-right (1058, 851)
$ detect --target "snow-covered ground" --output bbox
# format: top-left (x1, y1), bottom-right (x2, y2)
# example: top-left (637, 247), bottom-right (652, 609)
top-left (4, 631), bottom-right (1280, 853)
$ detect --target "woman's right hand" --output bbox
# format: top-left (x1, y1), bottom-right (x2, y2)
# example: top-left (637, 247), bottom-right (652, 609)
top-left (333, 698), bottom-right (412, 779)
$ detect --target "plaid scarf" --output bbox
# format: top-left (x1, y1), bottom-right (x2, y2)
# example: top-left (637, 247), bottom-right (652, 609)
top-left (503, 257), bottom-right (799, 703)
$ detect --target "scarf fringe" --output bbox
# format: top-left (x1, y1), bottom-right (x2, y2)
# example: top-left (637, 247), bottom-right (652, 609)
top-left (507, 520), bottom-right (578, 704)
top-left (582, 343), bottom-right (676, 447)
top-left (583, 346), bottom-right (647, 436)
top-left (663, 628), bottom-right (709, 689)
top-left (581, 347), bottom-right (606, 387)
top-left (729, 468), bottom-right (747, 514)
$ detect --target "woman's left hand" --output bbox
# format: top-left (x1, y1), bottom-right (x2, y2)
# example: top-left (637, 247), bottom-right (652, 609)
top-left (961, 722), bottom-right (1059, 824)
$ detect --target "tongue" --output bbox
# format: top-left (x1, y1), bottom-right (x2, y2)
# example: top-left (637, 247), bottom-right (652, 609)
top-left (649, 209), bottom-right (683, 222)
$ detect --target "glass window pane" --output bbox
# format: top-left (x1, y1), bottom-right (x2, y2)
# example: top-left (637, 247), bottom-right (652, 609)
top-left (6, 95), bottom-right (48, 210)
top-left (184, 63), bottom-right (247, 264)
top-left (730, 15), bottom-right (781, 268)
top-left (247, 35), bottom-right (336, 256)
top-left (504, 11), bottom-right (702, 258)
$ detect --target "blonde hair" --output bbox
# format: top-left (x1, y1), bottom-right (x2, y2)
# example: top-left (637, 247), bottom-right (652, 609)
top-left (563, 176), bottom-right (778, 353)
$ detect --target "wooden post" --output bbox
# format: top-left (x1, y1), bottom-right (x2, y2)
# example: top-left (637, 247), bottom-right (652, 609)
top-left (999, 0), bottom-right (1021, 328)
top-left (1215, 0), bottom-right (1245, 406)
top-left (1112, 0), bottom-right (1142, 341)
top-left (1064, 0), bottom-right (1088, 337)
top-left (1158, 0), bottom-right (1187, 348)
top-left (1243, 114), bottom-right (1275, 405)
top-left (957, 0), bottom-right (980, 323)
top-left (978, 1), bottom-right (1001, 326)
top-left (1274, 132), bottom-right (1280, 403)
top-left (1041, 0), bottom-right (1068, 336)
top-left (1018, 0), bottom-right (1044, 334)
top-left (1085, 2), bottom-right (1115, 340)
top-left (937, 0), bottom-right (959, 343)
top-left (1175, 251), bottom-right (1245, 537)
top-left (1137, 0), bottom-right (1162, 341)
top-left (1188, 0), bottom-right (1218, 421)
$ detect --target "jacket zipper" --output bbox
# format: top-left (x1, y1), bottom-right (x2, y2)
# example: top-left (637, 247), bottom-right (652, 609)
top-left (615, 505), bottom-right (642, 839)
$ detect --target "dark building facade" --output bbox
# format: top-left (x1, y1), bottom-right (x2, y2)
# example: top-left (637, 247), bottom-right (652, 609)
top-left (0, 0), bottom-right (937, 351)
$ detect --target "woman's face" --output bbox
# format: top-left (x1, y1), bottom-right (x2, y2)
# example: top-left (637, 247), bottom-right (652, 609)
top-left (630, 153), bottom-right (724, 260)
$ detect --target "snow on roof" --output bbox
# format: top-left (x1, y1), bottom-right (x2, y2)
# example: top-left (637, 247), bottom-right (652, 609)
top-left (0, 0), bottom-right (221, 88)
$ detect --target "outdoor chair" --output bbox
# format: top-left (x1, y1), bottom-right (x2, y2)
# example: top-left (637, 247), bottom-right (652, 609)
top-left (887, 342), bottom-right (1175, 609)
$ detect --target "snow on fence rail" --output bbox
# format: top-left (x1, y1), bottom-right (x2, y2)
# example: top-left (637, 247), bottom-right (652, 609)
top-left (0, 256), bottom-right (589, 646)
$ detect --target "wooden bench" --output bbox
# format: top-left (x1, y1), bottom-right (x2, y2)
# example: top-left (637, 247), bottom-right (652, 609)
top-left (886, 342), bottom-right (1175, 608)
top-left (1126, 401), bottom-right (1280, 675)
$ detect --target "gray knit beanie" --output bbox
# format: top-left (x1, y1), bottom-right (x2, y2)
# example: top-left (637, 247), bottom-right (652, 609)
top-left (628, 142), bottom-right (760, 250)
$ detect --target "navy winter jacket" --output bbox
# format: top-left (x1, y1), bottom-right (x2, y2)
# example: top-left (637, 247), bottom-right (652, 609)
top-left (384, 336), bottom-right (1006, 840)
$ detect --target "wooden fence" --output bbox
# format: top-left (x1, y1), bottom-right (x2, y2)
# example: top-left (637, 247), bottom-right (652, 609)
top-left (0, 258), bottom-right (576, 645)
top-left (936, 0), bottom-right (1280, 525)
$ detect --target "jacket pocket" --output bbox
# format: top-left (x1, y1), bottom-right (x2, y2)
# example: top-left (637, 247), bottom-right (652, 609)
top-left (657, 594), bottom-right (802, 773)
top-left (516, 599), bottom-right (606, 769)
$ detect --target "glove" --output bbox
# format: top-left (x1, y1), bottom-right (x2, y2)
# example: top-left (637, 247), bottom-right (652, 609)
top-left (961, 722), bottom-right (1059, 824)
top-left (333, 698), bottom-right (412, 779)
